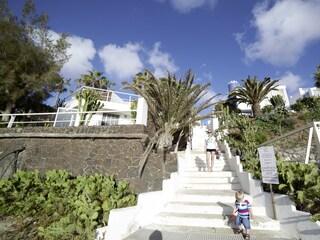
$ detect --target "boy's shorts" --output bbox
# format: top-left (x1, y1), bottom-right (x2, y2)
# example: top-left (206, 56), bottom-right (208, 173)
top-left (235, 216), bottom-right (251, 229)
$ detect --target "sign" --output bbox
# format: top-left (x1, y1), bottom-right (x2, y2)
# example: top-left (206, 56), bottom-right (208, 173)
top-left (258, 146), bottom-right (279, 184)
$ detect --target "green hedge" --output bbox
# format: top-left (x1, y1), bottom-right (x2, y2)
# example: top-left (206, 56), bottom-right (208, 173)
top-left (220, 113), bottom-right (320, 221)
top-left (0, 170), bottom-right (137, 239)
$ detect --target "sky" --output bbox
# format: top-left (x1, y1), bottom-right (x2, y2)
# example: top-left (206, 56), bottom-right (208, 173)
top-left (9, 0), bottom-right (320, 105)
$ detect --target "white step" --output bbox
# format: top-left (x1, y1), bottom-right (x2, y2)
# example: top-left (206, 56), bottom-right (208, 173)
top-left (185, 162), bottom-right (228, 168)
top-left (155, 212), bottom-right (280, 230)
top-left (139, 224), bottom-right (297, 240)
top-left (187, 158), bottom-right (228, 165)
top-left (163, 201), bottom-right (267, 216)
top-left (172, 189), bottom-right (251, 203)
top-left (180, 182), bottom-right (242, 190)
top-left (180, 171), bottom-right (236, 178)
top-left (186, 166), bottom-right (232, 171)
top-left (179, 176), bottom-right (239, 184)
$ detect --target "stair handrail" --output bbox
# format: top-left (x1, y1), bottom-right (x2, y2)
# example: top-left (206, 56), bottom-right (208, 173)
top-left (258, 122), bottom-right (313, 147)
top-left (258, 121), bottom-right (320, 164)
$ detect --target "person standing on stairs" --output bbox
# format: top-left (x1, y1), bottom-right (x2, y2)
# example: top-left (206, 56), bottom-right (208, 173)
top-left (204, 130), bottom-right (217, 172)
top-left (233, 190), bottom-right (253, 240)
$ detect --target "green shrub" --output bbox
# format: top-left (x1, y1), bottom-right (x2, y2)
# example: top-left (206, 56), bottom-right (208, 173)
top-left (223, 112), bottom-right (320, 221)
top-left (270, 162), bottom-right (320, 221)
top-left (0, 170), bottom-right (137, 239)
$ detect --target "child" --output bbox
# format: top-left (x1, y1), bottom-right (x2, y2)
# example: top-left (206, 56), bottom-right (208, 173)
top-left (233, 190), bottom-right (253, 240)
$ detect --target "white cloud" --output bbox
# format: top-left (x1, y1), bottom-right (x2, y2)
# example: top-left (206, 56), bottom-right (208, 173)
top-left (98, 43), bottom-right (144, 83)
top-left (60, 35), bottom-right (96, 79)
top-left (148, 42), bottom-right (178, 77)
top-left (156, 0), bottom-right (217, 13)
top-left (203, 72), bottom-right (213, 81)
top-left (236, 0), bottom-right (320, 66)
top-left (205, 89), bottom-right (223, 102)
top-left (171, 0), bottom-right (217, 13)
top-left (278, 71), bottom-right (304, 93)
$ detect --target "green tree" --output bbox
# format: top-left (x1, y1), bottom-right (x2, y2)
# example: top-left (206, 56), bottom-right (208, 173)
top-left (74, 71), bottom-right (115, 125)
top-left (260, 95), bottom-right (291, 135)
top-left (314, 64), bottom-right (320, 88)
top-left (0, 0), bottom-right (69, 120)
top-left (266, 95), bottom-right (287, 115)
top-left (228, 76), bottom-right (279, 117)
top-left (54, 78), bottom-right (70, 109)
top-left (76, 89), bottom-right (104, 126)
top-left (76, 70), bottom-right (115, 90)
top-left (123, 69), bottom-right (219, 176)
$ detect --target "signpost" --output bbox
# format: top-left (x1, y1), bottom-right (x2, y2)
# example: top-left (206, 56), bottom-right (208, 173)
top-left (258, 146), bottom-right (279, 220)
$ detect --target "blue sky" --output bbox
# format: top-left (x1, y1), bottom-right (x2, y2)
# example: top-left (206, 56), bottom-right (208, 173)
top-left (10, 0), bottom-right (320, 104)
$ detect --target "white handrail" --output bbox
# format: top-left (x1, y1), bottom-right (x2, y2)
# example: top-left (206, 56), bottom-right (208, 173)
top-left (0, 110), bottom-right (137, 127)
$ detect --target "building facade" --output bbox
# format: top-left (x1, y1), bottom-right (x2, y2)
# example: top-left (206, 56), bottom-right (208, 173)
top-left (53, 86), bottom-right (148, 127)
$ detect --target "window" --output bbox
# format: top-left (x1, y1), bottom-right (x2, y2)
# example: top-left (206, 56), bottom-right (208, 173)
top-left (102, 113), bottom-right (119, 125)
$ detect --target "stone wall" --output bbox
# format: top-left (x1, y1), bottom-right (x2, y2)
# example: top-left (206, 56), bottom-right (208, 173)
top-left (0, 125), bottom-right (177, 193)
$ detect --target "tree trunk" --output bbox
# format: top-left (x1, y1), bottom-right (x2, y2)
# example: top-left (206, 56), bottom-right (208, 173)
top-left (54, 91), bottom-right (61, 110)
top-left (174, 130), bottom-right (184, 153)
top-left (252, 103), bottom-right (261, 117)
top-left (139, 131), bottom-right (160, 177)
top-left (157, 123), bottom-right (173, 150)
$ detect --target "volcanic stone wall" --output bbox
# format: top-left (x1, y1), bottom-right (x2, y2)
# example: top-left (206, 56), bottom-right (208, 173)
top-left (0, 125), bottom-right (177, 193)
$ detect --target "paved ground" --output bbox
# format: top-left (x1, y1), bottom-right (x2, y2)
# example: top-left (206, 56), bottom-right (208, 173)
top-left (124, 224), bottom-right (298, 240)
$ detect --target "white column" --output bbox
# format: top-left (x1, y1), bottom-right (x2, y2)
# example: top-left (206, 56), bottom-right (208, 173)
top-left (136, 97), bottom-right (148, 126)
top-left (313, 122), bottom-right (320, 157)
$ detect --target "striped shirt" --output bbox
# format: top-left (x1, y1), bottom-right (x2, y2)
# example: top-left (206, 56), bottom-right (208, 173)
top-left (235, 200), bottom-right (251, 218)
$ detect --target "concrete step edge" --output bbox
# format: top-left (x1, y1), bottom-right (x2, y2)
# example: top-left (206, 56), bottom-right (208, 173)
top-left (163, 202), bottom-right (267, 216)
top-left (155, 213), bottom-right (280, 230)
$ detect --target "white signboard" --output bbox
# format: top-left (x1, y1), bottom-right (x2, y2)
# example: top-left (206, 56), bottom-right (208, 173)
top-left (258, 146), bottom-right (279, 184)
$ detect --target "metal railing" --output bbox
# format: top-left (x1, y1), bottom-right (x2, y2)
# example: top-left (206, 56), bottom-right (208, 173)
top-left (259, 121), bottom-right (320, 164)
top-left (0, 110), bottom-right (137, 128)
top-left (64, 86), bottom-right (140, 106)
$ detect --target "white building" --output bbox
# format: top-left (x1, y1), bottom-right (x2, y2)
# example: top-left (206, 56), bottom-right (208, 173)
top-left (53, 86), bottom-right (148, 127)
top-left (299, 87), bottom-right (320, 98)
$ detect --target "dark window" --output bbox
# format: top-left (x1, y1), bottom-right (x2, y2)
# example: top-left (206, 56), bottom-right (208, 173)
top-left (102, 113), bottom-right (119, 125)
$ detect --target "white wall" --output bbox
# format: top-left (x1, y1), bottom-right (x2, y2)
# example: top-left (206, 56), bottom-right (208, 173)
top-left (191, 125), bottom-right (207, 151)
top-left (299, 87), bottom-right (320, 98)
top-left (136, 97), bottom-right (148, 126)
top-left (100, 154), bottom-right (183, 240)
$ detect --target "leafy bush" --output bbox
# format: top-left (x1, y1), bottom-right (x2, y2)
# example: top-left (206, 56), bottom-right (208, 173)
top-left (291, 96), bottom-right (320, 121)
top-left (223, 113), bottom-right (320, 221)
top-left (221, 114), bottom-right (267, 169)
top-left (266, 162), bottom-right (320, 221)
top-left (0, 170), bottom-right (137, 239)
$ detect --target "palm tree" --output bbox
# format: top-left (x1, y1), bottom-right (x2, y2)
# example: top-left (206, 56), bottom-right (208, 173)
top-left (314, 64), bottom-right (320, 88)
top-left (54, 78), bottom-right (70, 109)
top-left (228, 76), bottom-right (279, 117)
top-left (74, 70), bottom-right (113, 125)
top-left (123, 69), bottom-right (219, 176)
top-left (76, 70), bottom-right (115, 90)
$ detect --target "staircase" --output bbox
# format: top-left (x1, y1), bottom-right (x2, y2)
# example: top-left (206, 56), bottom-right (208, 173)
top-left (124, 149), bottom-right (298, 239)
top-left (155, 151), bottom-right (281, 231)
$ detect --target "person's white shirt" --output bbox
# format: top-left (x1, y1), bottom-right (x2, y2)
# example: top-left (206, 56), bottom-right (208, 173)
top-left (205, 135), bottom-right (217, 150)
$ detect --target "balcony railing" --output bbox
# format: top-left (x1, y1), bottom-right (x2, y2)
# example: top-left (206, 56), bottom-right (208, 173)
top-left (0, 110), bottom-right (137, 128)
top-left (63, 86), bottom-right (140, 106)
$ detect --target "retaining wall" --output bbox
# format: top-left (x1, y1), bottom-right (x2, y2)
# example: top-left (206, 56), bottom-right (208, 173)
top-left (0, 125), bottom-right (177, 193)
